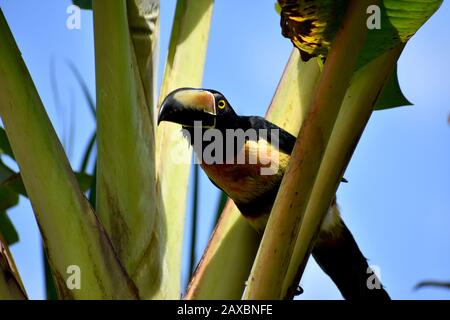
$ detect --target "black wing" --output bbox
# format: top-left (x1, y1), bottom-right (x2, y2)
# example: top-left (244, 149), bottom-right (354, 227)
top-left (244, 116), bottom-right (348, 183)
top-left (244, 116), bottom-right (297, 155)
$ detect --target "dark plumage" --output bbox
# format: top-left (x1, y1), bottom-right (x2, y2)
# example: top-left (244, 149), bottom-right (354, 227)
top-left (158, 88), bottom-right (390, 300)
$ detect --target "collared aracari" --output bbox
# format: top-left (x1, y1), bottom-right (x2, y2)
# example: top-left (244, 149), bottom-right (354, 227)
top-left (158, 88), bottom-right (390, 300)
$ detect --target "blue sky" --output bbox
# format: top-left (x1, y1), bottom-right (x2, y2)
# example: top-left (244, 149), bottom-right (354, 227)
top-left (0, 0), bottom-right (449, 300)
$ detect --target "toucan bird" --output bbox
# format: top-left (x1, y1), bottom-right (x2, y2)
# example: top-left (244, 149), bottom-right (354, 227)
top-left (158, 88), bottom-right (390, 300)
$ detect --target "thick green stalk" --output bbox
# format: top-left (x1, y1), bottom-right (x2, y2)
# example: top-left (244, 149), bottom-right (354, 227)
top-left (0, 9), bottom-right (137, 299)
top-left (156, 0), bottom-right (214, 298)
top-left (243, 0), bottom-right (374, 299)
top-left (127, 0), bottom-right (160, 115)
top-left (185, 201), bottom-right (259, 299)
top-left (93, 0), bottom-right (161, 298)
top-left (282, 45), bottom-right (404, 298)
top-left (185, 50), bottom-right (322, 299)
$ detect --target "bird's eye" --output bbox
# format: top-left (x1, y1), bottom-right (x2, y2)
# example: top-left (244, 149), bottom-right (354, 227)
top-left (218, 99), bottom-right (226, 109)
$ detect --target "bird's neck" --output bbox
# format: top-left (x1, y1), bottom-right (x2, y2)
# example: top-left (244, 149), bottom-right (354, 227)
top-left (183, 128), bottom-right (239, 162)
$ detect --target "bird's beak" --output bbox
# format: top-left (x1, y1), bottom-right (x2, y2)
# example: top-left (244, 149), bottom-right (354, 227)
top-left (158, 88), bottom-right (216, 128)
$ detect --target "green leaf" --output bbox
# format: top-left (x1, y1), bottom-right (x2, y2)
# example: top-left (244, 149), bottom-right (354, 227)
top-left (157, 0), bottom-right (214, 298)
top-left (0, 159), bottom-right (15, 183)
top-left (278, 0), bottom-right (442, 109)
top-left (0, 128), bottom-right (14, 159)
top-left (374, 66), bottom-right (412, 110)
top-left (0, 160), bottom-right (19, 215)
top-left (1, 174), bottom-right (25, 197)
top-left (279, 0), bottom-right (443, 65)
top-left (73, 0), bottom-right (92, 10)
top-left (360, 0), bottom-right (443, 67)
top-left (93, 0), bottom-right (162, 298)
top-left (0, 211), bottom-right (19, 245)
top-left (0, 186), bottom-right (18, 211)
top-left (275, 2), bottom-right (282, 15)
top-left (2, 172), bottom-right (92, 198)
top-left (0, 8), bottom-right (138, 298)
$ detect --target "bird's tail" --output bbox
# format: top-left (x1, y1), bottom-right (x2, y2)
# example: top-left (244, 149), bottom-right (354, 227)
top-left (312, 211), bottom-right (390, 300)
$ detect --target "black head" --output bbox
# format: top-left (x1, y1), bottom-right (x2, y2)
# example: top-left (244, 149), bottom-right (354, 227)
top-left (158, 88), bottom-right (238, 130)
